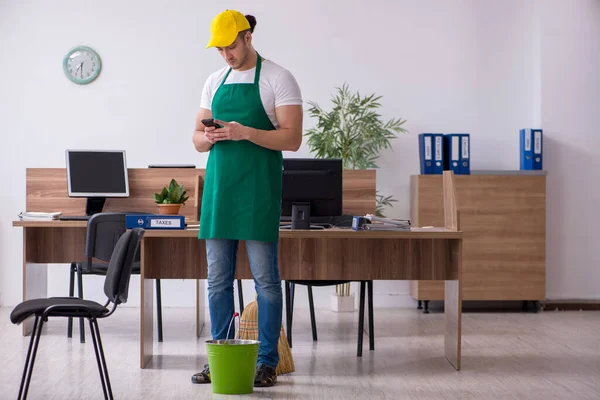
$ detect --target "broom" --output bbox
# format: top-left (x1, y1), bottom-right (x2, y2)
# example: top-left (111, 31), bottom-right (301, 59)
top-left (236, 297), bottom-right (295, 375)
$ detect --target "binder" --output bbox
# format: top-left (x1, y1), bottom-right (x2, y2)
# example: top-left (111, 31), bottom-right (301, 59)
top-left (443, 134), bottom-right (461, 174)
top-left (520, 129), bottom-right (543, 170)
top-left (126, 214), bottom-right (185, 229)
top-left (418, 133), bottom-right (444, 174)
top-left (459, 133), bottom-right (470, 174)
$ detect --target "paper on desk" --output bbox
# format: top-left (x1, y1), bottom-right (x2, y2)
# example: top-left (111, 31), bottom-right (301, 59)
top-left (364, 214), bottom-right (411, 227)
top-left (18, 211), bottom-right (62, 220)
top-left (362, 214), bottom-right (411, 230)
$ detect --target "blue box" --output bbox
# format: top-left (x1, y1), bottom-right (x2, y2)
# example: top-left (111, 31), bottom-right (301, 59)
top-left (419, 133), bottom-right (444, 174)
top-left (520, 129), bottom-right (543, 170)
top-left (126, 214), bottom-right (185, 229)
top-left (443, 134), bottom-right (462, 174)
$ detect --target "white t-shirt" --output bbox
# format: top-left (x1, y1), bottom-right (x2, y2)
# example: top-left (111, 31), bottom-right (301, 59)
top-left (200, 59), bottom-right (302, 129)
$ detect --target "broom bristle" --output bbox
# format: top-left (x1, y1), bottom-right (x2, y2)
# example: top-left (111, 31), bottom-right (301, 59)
top-left (276, 325), bottom-right (295, 375)
top-left (237, 301), bottom-right (258, 340)
top-left (236, 299), bottom-right (295, 375)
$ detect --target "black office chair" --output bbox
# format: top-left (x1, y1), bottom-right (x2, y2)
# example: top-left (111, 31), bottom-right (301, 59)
top-left (284, 279), bottom-right (375, 357)
top-left (11, 228), bottom-right (144, 400)
top-left (67, 212), bottom-right (165, 343)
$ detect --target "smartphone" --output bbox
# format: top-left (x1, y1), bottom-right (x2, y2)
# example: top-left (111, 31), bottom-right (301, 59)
top-left (201, 118), bottom-right (222, 129)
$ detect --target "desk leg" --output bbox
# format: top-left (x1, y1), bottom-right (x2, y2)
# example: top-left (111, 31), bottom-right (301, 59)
top-left (444, 240), bottom-right (462, 371)
top-left (23, 263), bottom-right (47, 336)
top-left (196, 279), bottom-right (206, 338)
top-left (140, 240), bottom-right (154, 369)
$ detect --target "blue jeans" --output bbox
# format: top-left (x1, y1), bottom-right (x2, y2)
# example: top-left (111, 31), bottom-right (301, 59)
top-left (206, 239), bottom-right (282, 369)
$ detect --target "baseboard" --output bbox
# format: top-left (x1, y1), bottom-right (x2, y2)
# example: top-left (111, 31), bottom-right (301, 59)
top-left (542, 300), bottom-right (600, 311)
top-left (420, 299), bottom-right (600, 312)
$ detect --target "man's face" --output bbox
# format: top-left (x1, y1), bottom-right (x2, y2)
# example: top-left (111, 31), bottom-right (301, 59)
top-left (217, 33), bottom-right (251, 70)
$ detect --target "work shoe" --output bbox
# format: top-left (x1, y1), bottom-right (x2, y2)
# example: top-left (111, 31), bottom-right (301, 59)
top-left (254, 364), bottom-right (277, 387)
top-left (191, 364), bottom-right (211, 384)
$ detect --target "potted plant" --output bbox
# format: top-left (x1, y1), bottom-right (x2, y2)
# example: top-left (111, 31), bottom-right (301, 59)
top-left (153, 179), bottom-right (189, 215)
top-left (305, 83), bottom-right (408, 216)
top-left (304, 83), bottom-right (408, 310)
top-left (331, 282), bottom-right (354, 312)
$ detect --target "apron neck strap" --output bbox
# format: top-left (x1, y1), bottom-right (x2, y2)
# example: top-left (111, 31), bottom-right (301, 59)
top-left (253, 52), bottom-right (262, 85)
top-left (219, 51), bottom-right (262, 86)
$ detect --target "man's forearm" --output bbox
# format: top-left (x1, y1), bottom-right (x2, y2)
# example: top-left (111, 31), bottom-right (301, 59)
top-left (246, 128), bottom-right (301, 152)
top-left (193, 131), bottom-right (213, 152)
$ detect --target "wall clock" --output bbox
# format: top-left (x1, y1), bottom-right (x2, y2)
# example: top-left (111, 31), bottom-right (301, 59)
top-left (63, 45), bottom-right (102, 84)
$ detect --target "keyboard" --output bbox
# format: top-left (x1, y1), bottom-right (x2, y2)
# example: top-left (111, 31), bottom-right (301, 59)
top-left (279, 215), bottom-right (354, 228)
top-left (280, 224), bottom-right (328, 230)
top-left (59, 215), bottom-right (90, 221)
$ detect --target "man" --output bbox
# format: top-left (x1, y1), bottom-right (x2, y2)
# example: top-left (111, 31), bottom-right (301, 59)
top-left (191, 9), bottom-right (303, 387)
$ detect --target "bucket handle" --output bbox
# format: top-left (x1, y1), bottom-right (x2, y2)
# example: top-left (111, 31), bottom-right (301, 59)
top-left (226, 312), bottom-right (239, 341)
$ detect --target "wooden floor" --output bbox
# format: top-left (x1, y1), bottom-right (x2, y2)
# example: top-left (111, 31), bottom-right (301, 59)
top-left (1, 306), bottom-right (599, 399)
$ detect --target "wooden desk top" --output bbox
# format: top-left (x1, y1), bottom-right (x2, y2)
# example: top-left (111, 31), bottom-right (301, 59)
top-left (13, 220), bottom-right (87, 228)
top-left (144, 227), bottom-right (461, 239)
top-left (13, 220), bottom-right (461, 239)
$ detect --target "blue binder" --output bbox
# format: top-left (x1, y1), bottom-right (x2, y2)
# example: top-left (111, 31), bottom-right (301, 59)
top-left (520, 129), bottom-right (543, 170)
top-left (459, 133), bottom-right (470, 174)
top-left (419, 133), bottom-right (444, 174)
top-left (443, 134), bottom-right (461, 174)
top-left (126, 214), bottom-right (185, 230)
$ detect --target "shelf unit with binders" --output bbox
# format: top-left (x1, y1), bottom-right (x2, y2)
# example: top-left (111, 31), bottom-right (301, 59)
top-left (409, 170), bottom-right (546, 313)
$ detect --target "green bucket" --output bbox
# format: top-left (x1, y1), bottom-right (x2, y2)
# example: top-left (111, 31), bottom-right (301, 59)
top-left (206, 339), bottom-right (260, 395)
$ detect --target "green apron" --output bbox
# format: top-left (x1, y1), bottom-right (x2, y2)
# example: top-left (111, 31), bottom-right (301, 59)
top-left (199, 54), bottom-right (282, 243)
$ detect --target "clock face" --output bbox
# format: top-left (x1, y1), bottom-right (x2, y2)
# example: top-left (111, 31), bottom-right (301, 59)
top-left (63, 46), bottom-right (101, 84)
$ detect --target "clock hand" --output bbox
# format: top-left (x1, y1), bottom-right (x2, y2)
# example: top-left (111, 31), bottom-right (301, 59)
top-left (75, 63), bottom-right (82, 76)
top-left (80, 62), bottom-right (84, 78)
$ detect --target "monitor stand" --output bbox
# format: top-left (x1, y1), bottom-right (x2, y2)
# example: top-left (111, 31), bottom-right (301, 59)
top-left (85, 197), bottom-right (106, 216)
top-left (283, 203), bottom-right (326, 230)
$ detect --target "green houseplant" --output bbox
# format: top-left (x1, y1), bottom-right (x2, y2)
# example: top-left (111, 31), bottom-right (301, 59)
top-left (305, 83), bottom-right (408, 308)
top-left (304, 83), bottom-right (408, 217)
top-left (153, 179), bottom-right (189, 215)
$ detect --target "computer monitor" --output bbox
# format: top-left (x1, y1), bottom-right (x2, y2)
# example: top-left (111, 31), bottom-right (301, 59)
top-left (281, 158), bottom-right (343, 229)
top-left (65, 150), bottom-right (129, 216)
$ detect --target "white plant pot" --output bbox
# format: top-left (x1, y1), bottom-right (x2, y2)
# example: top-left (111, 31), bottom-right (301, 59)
top-left (330, 293), bottom-right (355, 312)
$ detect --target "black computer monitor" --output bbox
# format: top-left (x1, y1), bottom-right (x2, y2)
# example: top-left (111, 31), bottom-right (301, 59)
top-left (65, 150), bottom-right (129, 216)
top-left (281, 158), bottom-right (342, 229)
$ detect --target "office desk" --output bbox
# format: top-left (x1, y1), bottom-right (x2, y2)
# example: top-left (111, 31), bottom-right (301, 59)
top-left (14, 169), bottom-right (463, 370)
top-left (13, 220), bottom-right (463, 371)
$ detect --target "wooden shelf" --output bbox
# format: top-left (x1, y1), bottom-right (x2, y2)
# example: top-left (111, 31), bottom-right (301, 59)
top-left (409, 174), bottom-right (546, 302)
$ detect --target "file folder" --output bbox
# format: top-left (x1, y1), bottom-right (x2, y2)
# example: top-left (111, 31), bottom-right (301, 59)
top-left (443, 134), bottom-right (461, 174)
top-left (459, 133), bottom-right (470, 174)
top-left (126, 214), bottom-right (185, 229)
top-left (520, 129), bottom-right (543, 170)
top-left (418, 133), bottom-right (444, 174)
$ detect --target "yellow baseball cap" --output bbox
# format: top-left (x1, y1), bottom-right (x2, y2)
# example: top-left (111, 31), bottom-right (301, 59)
top-left (206, 9), bottom-right (251, 48)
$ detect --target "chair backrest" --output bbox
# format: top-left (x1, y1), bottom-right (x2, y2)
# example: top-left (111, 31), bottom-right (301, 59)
top-left (85, 212), bottom-right (144, 264)
top-left (103, 228), bottom-right (144, 304)
top-left (85, 213), bottom-right (128, 262)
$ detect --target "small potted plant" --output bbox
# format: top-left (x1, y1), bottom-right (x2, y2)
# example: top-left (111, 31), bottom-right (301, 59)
top-left (153, 179), bottom-right (189, 215)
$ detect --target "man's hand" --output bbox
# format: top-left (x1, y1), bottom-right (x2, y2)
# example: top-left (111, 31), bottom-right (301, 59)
top-left (204, 126), bottom-right (218, 144)
top-left (205, 120), bottom-right (250, 142)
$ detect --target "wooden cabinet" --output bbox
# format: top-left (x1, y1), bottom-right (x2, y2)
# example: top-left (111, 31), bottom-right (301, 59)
top-left (409, 172), bottom-right (546, 305)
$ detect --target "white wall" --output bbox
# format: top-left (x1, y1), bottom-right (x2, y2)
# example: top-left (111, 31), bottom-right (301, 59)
top-left (1, 0), bottom-right (598, 309)
top-left (537, 0), bottom-right (600, 299)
